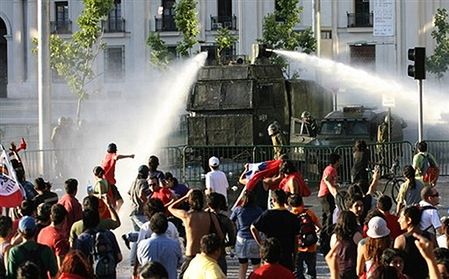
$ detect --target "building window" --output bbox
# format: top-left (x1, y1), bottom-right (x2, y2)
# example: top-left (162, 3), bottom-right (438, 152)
top-left (350, 44), bottom-right (375, 71)
top-left (51, 1), bottom-right (71, 34)
top-left (321, 30), bottom-right (332, 40)
top-left (104, 0), bottom-right (125, 32)
top-left (105, 46), bottom-right (125, 81)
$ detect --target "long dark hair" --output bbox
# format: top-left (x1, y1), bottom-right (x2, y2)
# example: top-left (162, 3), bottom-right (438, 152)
top-left (403, 165), bottom-right (417, 189)
top-left (335, 211), bottom-right (359, 241)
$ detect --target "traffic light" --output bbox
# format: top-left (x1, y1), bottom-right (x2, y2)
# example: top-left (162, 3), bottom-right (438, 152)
top-left (408, 47), bottom-right (426, 80)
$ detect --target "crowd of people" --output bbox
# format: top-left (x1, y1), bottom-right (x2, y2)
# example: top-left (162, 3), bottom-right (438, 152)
top-left (0, 137), bottom-right (447, 279)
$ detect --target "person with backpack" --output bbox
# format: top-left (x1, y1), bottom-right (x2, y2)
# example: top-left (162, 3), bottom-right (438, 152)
top-left (74, 209), bottom-right (122, 279)
top-left (6, 216), bottom-right (57, 279)
top-left (396, 165), bottom-right (424, 214)
top-left (288, 194), bottom-right (321, 279)
top-left (412, 141), bottom-right (439, 186)
top-left (419, 186), bottom-right (442, 235)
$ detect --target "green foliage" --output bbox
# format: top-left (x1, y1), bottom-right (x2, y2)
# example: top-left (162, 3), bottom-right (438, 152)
top-left (427, 8), bottom-right (449, 80)
top-left (215, 27), bottom-right (237, 64)
top-left (174, 0), bottom-right (199, 56)
top-left (146, 32), bottom-right (170, 68)
top-left (46, 0), bottom-right (114, 121)
top-left (259, 0), bottom-right (316, 76)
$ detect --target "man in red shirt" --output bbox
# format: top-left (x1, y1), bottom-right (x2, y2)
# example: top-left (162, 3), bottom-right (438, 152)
top-left (149, 176), bottom-right (174, 205)
top-left (249, 237), bottom-right (294, 279)
top-left (377, 195), bottom-right (403, 239)
top-left (58, 178), bottom-right (82, 237)
top-left (317, 153), bottom-right (340, 228)
top-left (37, 204), bottom-right (70, 269)
top-left (101, 143), bottom-right (134, 211)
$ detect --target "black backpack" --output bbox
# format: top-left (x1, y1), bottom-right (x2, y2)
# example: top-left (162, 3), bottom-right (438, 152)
top-left (76, 229), bottom-right (117, 278)
top-left (297, 210), bottom-right (318, 248)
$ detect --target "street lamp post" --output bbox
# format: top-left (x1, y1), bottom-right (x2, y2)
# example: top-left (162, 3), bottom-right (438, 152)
top-left (37, 0), bottom-right (51, 175)
top-left (312, 0), bottom-right (321, 57)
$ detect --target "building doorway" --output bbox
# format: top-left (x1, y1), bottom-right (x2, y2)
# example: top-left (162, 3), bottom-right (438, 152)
top-left (0, 18), bottom-right (7, 98)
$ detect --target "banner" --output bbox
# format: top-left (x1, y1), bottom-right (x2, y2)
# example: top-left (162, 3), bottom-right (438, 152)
top-left (0, 149), bottom-right (24, 207)
top-left (373, 0), bottom-right (395, 37)
top-left (245, 159), bottom-right (282, 192)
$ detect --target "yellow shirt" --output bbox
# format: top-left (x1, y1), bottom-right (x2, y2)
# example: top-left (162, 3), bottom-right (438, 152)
top-left (183, 253), bottom-right (226, 279)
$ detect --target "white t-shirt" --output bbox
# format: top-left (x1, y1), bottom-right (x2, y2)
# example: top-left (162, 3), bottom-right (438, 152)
top-left (419, 200), bottom-right (442, 234)
top-left (437, 235), bottom-right (448, 248)
top-left (137, 220), bottom-right (179, 242)
top-left (205, 169), bottom-right (229, 201)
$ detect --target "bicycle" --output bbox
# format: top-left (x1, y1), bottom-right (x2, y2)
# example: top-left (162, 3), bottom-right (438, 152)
top-left (372, 159), bottom-right (405, 203)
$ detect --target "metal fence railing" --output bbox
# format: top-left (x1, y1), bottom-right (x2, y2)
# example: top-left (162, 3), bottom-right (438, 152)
top-left (11, 140), bottom-right (449, 191)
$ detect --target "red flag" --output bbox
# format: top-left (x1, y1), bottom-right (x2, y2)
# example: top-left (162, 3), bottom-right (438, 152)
top-left (0, 149), bottom-right (24, 208)
top-left (245, 160), bottom-right (282, 192)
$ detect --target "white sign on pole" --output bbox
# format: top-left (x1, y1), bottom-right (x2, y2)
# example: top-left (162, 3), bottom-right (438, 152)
top-left (382, 94), bottom-right (395, 107)
top-left (373, 0), bottom-right (395, 37)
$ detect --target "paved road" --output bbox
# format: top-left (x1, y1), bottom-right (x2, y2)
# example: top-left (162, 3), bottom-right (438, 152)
top-left (116, 176), bottom-right (449, 278)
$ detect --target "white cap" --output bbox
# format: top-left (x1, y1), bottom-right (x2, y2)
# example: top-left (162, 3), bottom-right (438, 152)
top-left (366, 216), bottom-right (390, 239)
top-left (209, 156), bottom-right (220, 167)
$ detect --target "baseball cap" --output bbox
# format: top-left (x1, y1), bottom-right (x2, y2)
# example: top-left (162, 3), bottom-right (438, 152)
top-left (366, 216), bottom-right (390, 239)
top-left (18, 216), bottom-right (36, 233)
top-left (209, 156), bottom-right (220, 167)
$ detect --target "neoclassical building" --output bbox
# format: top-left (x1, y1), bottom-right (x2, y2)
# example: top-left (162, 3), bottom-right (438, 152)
top-left (0, 0), bottom-right (447, 143)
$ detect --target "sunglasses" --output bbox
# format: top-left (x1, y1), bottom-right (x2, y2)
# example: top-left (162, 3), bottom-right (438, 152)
top-left (149, 183), bottom-right (158, 186)
top-left (430, 193), bottom-right (440, 197)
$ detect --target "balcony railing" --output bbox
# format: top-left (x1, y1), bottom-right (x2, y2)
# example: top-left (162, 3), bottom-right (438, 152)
top-left (50, 20), bottom-right (72, 34)
top-left (210, 15), bottom-right (237, 30)
top-left (155, 15), bottom-right (178, 32)
top-left (102, 18), bottom-right (126, 33)
top-left (347, 12), bottom-right (373, 28)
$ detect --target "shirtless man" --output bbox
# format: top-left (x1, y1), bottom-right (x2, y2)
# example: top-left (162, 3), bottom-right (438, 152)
top-left (168, 189), bottom-right (223, 279)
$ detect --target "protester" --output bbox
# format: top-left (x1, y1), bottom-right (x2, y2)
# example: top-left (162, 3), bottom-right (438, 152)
top-left (101, 143), bottom-right (135, 211)
top-left (394, 205), bottom-right (431, 279)
top-left (419, 186), bottom-right (443, 235)
top-left (92, 166), bottom-right (112, 219)
top-left (329, 211), bottom-right (363, 279)
top-left (128, 165), bottom-right (151, 232)
top-left (6, 216), bottom-right (58, 279)
top-left (345, 194), bottom-right (365, 229)
top-left (413, 141), bottom-right (439, 186)
top-left (149, 176), bottom-right (174, 206)
top-left (206, 192), bottom-right (236, 275)
top-left (183, 233), bottom-right (226, 279)
top-left (396, 165), bottom-right (424, 214)
top-left (205, 156), bottom-right (229, 202)
top-left (32, 177), bottom-right (59, 206)
top-left (164, 172), bottom-right (189, 199)
top-left (58, 178), bottom-right (82, 237)
top-left (139, 261), bottom-right (169, 279)
top-left (248, 237), bottom-right (295, 279)
top-left (0, 216), bottom-right (12, 276)
top-left (277, 160), bottom-right (311, 197)
top-left (56, 250), bottom-right (94, 279)
top-left (251, 189), bottom-right (300, 271)
top-left (350, 140), bottom-right (370, 194)
top-left (289, 194), bottom-right (321, 279)
top-left (380, 248), bottom-right (409, 279)
top-left (231, 190), bottom-right (263, 279)
top-left (37, 204), bottom-right (69, 268)
top-left (318, 153), bottom-right (340, 228)
top-left (438, 218), bottom-right (449, 248)
top-left (356, 216), bottom-right (391, 277)
top-left (148, 155), bottom-right (165, 181)
top-left (168, 189), bottom-right (223, 278)
top-left (376, 195), bottom-right (402, 239)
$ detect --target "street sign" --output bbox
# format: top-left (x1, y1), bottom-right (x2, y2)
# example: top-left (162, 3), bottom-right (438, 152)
top-left (382, 95), bottom-right (395, 107)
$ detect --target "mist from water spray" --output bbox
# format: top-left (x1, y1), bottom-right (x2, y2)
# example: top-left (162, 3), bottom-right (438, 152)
top-left (274, 50), bottom-right (449, 125)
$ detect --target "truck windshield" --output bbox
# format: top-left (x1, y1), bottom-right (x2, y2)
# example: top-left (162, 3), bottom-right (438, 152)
top-left (320, 121), bottom-right (369, 136)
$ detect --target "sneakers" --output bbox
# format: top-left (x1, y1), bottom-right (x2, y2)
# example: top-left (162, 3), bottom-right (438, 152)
top-left (121, 234), bottom-right (130, 250)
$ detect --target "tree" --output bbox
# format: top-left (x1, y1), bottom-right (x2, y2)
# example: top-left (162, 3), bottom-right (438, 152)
top-left (259, 0), bottom-right (316, 76)
top-left (174, 0), bottom-right (200, 56)
top-left (45, 0), bottom-right (114, 122)
top-left (215, 27), bottom-right (237, 65)
top-left (146, 32), bottom-right (171, 69)
top-left (427, 8), bottom-right (449, 80)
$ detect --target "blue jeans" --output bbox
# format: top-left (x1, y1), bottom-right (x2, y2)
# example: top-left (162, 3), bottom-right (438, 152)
top-left (295, 251), bottom-right (317, 279)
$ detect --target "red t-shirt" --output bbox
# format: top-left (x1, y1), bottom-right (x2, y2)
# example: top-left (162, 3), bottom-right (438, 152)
top-left (151, 188), bottom-right (173, 205)
top-left (101, 153), bottom-right (117, 185)
top-left (58, 194), bottom-right (83, 237)
top-left (249, 263), bottom-right (295, 279)
top-left (318, 164), bottom-right (337, 197)
top-left (37, 225), bottom-right (69, 256)
top-left (384, 212), bottom-right (403, 240)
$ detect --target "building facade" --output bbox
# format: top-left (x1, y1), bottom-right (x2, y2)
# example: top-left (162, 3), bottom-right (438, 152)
top-left (0, 0), bottom-right (447, 144)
